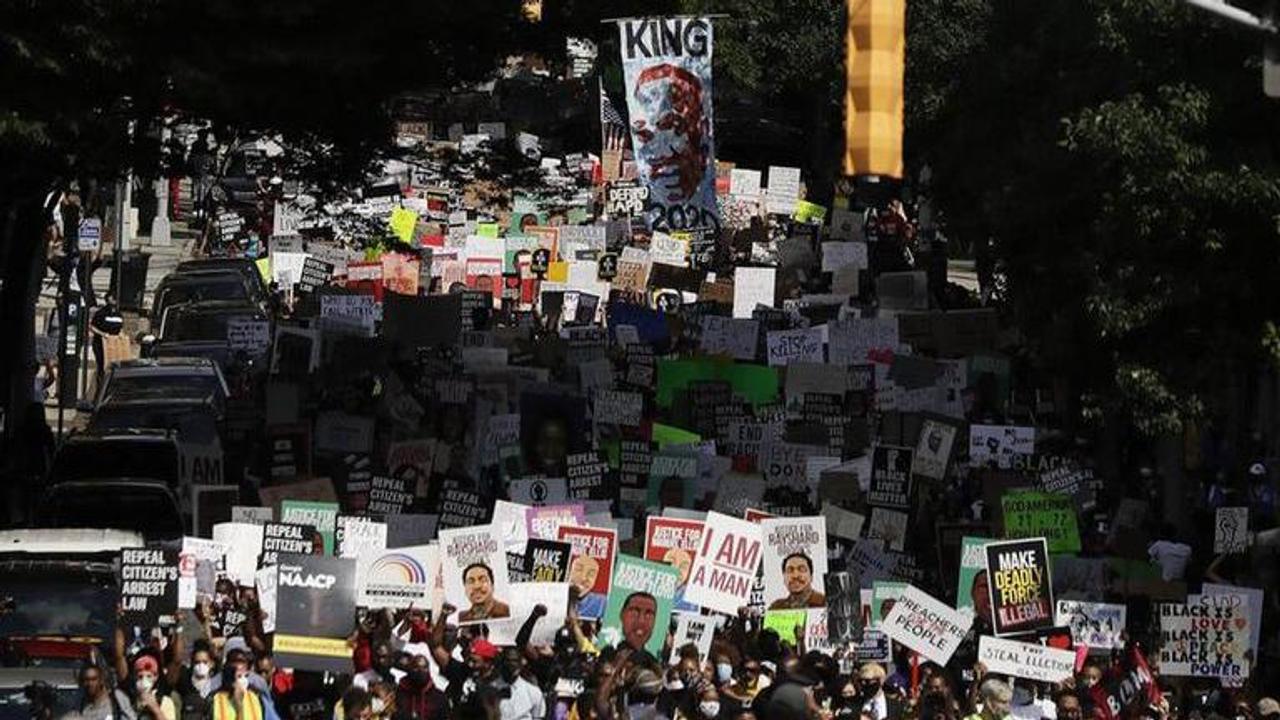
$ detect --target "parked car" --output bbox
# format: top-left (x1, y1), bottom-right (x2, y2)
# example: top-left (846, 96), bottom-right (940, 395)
top-left (38, 481), bottom-right (185, 540)
top-left (175, 258), bottom-right (269, 300)
top-left (151, 270), bottom-right (265, 327)
top-left (51, 428), bottom-right (182, 489)
top-left (145, 300), bottom-right (272, 373)
top-left (95, 356), bottom-right (229, 415)
top-left (0, 529), bottom-right (143, 668)
top-left (0, 667), bottom-right (81, 718)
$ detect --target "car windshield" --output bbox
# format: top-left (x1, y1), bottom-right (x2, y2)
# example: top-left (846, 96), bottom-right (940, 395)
top-left (0, 685), bottom-right (82, 719)
top-left (52, 441), bottom-right (178, 484)
top-left (161, 312), bottom-right (253, 343)
top-left (0, 570), bottom-right (116, 641)
top-left (87, 406), bottom-right (218, 444)
top-left (158, 278), bottom-right (248, 309)
top-left (41, 487), bottom-right (183, 538)
top-left (102, 374), bottom-right (222, 404)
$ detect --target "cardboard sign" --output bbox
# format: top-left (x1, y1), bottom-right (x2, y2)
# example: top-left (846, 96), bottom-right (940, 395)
top-left (985, 538), bottom-right (1054, 636)
top-left (523, 538), bottom-right (572, 582)
top-left (978, 635), bottom-right (1076, 683)
top-left (867, 507), bottom-right (908, 552)
top-left (1157, 593), bottom-right (1251, 679)
top-left (356, 544), bottom-right (438, 609)
top-left (227, 318), bottom-right (271, 353)
top-left (274, 554), bottom-right (358, 673)
top-left (320, 295), bottom-right (377, 337)
top-left (599, 555), bottom-right (680, 656)
top-left (955, 536), bottom-right (994, 614)
top-left (1214, 507), bottom-right (1249, 554)
top-left (868, 446), bottom-right (913, 509)
top-left (1055, 600), bottom-right (1127, 650)
top-left (605, 180), bottom-right (650, 217)
top-left (684, 511), bottom-right (764, 615)
top-left (644, 517), bottom-right (704, 612)
top-left (594, 389), bottom-right (644, 427)
top-left (670, 613), bottom-right (716, 664)
top-left (232, 506), bottom-right (273, 525)
top-left (211, 522), bottom-right (264, 587)
top-left (1001, 491), bottom-right (1081, 553)
top-left (178, 538), bottom-right (224, 609)
top-left (334, 516), bottom-right (387, 560)
top-left (759, 516), bottom-right (828, 611)
top-left (912, 417), bottom-right (959, 481)
top-left (558, 525), bottom-right (617, 620)
top-left (527, 504), bottom-right (585, 540)
top-left (732, 267), bottom-right (776, 319)
top-left (969, 425), bottom-right (1036, 468)
top-left (487, 582), bottom-right (570, 647)
top-left (439, 524), bottom-right (511, 625)
top-left (280, 500), bottom-right (339, 556)
top-left (881, 585), bottom-right (973, 666)
top-left (120, 546), bottom-right (179, 625)
top-left (260, 522), bottom-right (321, 566)
top-left (765, 327), bottom-right (824, 367)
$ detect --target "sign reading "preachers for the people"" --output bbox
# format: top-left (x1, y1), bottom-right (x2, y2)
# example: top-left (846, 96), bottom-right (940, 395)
top-left (880, 585), bottom-right (973, 666)
top-left (978, 635), bottom-right (1076, 684)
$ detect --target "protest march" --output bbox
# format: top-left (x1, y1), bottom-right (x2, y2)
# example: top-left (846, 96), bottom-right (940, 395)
top-left (4, 5), bottom-right (1280, 720)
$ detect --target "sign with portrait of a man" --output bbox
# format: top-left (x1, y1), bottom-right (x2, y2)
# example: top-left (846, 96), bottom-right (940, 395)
top-left (439, 525), bottom-right (511, 625)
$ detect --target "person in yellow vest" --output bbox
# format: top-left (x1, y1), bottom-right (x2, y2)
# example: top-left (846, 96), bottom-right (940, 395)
top-left (209, 657), bottom-right (280, 720)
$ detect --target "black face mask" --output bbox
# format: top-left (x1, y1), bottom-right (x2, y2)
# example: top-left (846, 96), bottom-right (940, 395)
top-left (858, 681), bottom-right (881, 698)
top-left (409, 670), bottom-right (431, 687)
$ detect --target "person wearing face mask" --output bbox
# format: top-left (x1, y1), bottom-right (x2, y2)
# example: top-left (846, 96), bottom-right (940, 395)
top-left (367, 682), bottom-right (398, 720)
top-left (854, 663), bottom-right (902, 720)
top-left (719, 659), bottom-right (767, 714)
top-left (963, 678), bottom-right (1012, 720)
top-left (176, 641), bottom-right (218, 720)
top-left (394, 654), bottom-right (447, 720)
top-left (209, 657), bottom-right (280, 720)
top-left (129, 654), bottom-right (176, 720)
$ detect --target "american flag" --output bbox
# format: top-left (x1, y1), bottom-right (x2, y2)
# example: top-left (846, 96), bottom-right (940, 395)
top-left (599, 78), bottom-right (629, 153)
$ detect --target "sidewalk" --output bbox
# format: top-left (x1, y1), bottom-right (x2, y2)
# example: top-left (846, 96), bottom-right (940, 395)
top-left (39, 180), bottom-right (202, 434)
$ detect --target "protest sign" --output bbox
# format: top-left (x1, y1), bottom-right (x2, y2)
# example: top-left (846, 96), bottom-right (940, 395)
top-left (120, 546), bottom-right (179, 625)
top-left (700, 316), bottom-right (759, 361)
top-left (867, 507), bottom-right (908, 552)
top-left (232, 506), bottom-right (273, 525)
top-left (227, 318), bottom-right (270, 353)
top-left (335, 516), bottom-right (387, 560)
top-left (759, 516), bottom-right (828, 611)
top-left (439, 524), bottom-right (511, 624)
top-left (955, 536), bottom-right (993, 614)
top-left (1214, 507), bottom-right (1249, 554)
top-left (733, 267), bottom-right (775, 318)
top-left (821, 503), bottom-right (866, 542)
top-left (368, 475), bottom-right (413, 516)
top-left (559, 525), bottom-right (617, 620)
top-left (599, 555), bottom-right (680, 656)
top-left (385, 514), bottom-right (439, 549)
top-left (765, 327), bottom-right (824, 366)
top-left (487, 582), bottom-right (570, 647)
top-left (493, 500), bottom-right (532, 555)
top-left (1157, 593), bottom-right (1251, 679)
top-left (605, 180), bottom-right (650, 218)
top-left (211, 522), bottom-right (264, 586)
top-left (260, 522), bottom-right (321, 567)
top-left (594, 389), bottom-right (644, 427)
top-left (764, 610), bottom-right (807, 645)
top-left (684, 511), bottom-right (763, 615)
top-left (566, 451), bottom-right (611, 500)
top-left (670, 613), bottom-right (716, 664)
top-left (868, 446), bottom-right (913, 509)
top-left (178, 538), bottom-right (224, 609)
top-left (528, 504), bottom-right (585, 540)
top-left (645, 517), bottom-right (704, 611)
top-left (985, 538), bottom-right (1054, 636)
top-left (438, 488), bottom-right (491, 529)
top-left (356, 544), bottom-right (438, 609)
top-left (524, 538), bottom-right (572, 582)
top-left (618, 17), bottom-right (719, 234)
top-left (1055, 600), bottom-right (1127, 651)
top-left (1001, 490), bottom-right (1081, 553)
top-left (881, 585), bottom-right (973, 666)
top-left (297, 257), bottom-right (334, 294)
top-left (280, 500), bottom-right (339, 555)
top-left (912, 417), bottom-right (959, 481)
top-left (321, 295), bottom-right (377, 337)
top-left (274, 554), bottom-right (358, 673)
top-left (824, 571), bottom-right (862, 644)
top-left (969, 425), bottom-right (1035, 468)
top-left (870, 581), bottom-right (907, 629)
top-left (977, 635), bottom-right (1076, 684)
top-left (1202, 583), bottom-right (1264, 665)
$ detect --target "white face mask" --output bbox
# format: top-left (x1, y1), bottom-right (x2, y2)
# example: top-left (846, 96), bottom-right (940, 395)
top-left (664, 678), bottom-right (685, 692)
top-left (715, 664), bottom-right (733, 683)
top-left (136, 677), bottom-right (155, 693)
top-left (372, 698), bottom-right (386, 715)
top-left (234, 676), bottom-right (250, 691)
top-left (699, 701), bottom-right (720, 718)
top-left (193, 663), bottom-right (212, 679)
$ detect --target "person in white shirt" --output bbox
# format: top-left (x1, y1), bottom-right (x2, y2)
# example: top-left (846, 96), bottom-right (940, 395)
top-left (497, 648), bottom-right (545, 720)
top-left (1147, 524), bottom-right (1192, 581)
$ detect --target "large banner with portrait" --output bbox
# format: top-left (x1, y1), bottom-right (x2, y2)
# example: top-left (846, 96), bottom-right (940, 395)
top-left (618, 17), bottom-right (720, 235)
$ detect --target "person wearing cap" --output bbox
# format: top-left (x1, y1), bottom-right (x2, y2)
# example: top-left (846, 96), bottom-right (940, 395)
top-left (128, 653), bottom-right (176, 720)
top-left (1258, 698), bottom-right (1280, 720)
